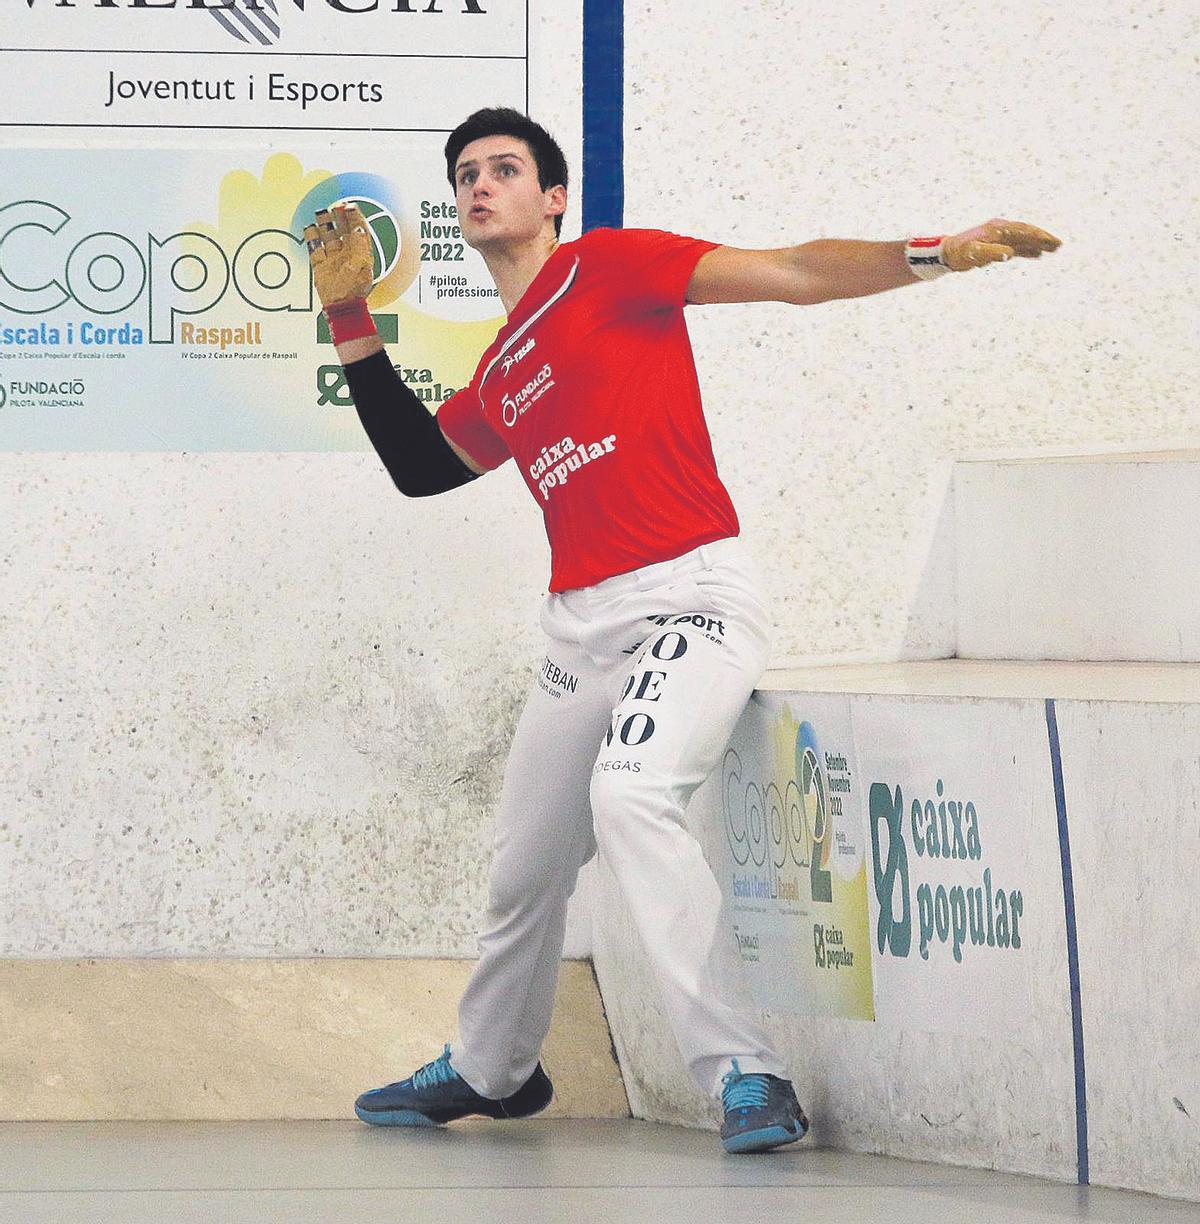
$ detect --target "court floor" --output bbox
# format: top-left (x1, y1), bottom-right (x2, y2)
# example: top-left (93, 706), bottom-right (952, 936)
top-left (0, 1117), bottom-right (1195, 1223)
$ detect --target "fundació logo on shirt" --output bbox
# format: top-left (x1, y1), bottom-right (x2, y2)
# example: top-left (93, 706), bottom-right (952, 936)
top-left (528, 433), bottom-right (618, 502)
top-left (500, 362), bottom-right (554, 427)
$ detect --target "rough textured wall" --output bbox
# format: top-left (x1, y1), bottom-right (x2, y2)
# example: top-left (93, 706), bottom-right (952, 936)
top-left (624, 0), bottom-right (1198, 663)
top-left (0, 6), bottom-right (586, 959)
top-left (1, 456), bottom-right (550, 955)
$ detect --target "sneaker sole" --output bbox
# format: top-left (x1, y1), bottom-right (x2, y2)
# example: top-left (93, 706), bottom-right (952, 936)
top-left (353, 1082), bottom-right (553, 1128)
top-left (354, 1104), bottom-right (443, 1127)
top-left (353, 1103), bottom-right (546, 1127)
top-left (722, 1123), bottom-right (806, 1154)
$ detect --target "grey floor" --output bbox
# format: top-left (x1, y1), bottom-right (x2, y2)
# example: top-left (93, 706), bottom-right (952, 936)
top-left (0, 1118), bottom-right (1196, 1224)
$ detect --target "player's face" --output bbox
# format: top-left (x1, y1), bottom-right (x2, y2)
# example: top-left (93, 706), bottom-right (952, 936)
top-left (454, 135), bottom-right (560, 249)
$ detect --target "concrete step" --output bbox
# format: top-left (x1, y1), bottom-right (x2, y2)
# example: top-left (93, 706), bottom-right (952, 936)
top-left (953, 449), bottom-right (1200, 661)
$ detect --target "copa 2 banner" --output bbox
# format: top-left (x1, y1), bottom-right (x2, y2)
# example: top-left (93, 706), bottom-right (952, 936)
top-left (0, 146), bottom-right (509, 449)
top-left (699, 691), bottom-right (876, 1021)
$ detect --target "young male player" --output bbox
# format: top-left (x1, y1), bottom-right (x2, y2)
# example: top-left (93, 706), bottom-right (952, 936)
top-left (306, 108), bottom-right (1060, 1154)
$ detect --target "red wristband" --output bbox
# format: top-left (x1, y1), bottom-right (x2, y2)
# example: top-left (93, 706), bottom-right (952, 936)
top-left (324, 298), bottom-right (377, 346)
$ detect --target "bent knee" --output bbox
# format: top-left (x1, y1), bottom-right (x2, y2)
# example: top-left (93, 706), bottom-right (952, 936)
top-left (589, 762), bottom-right (679, 835)
top-left (486, 873), bottom-right (565, 930)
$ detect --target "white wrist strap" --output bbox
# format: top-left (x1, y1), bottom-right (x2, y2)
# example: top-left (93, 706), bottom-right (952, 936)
top-left (905, 236), bottom-right (950, 280)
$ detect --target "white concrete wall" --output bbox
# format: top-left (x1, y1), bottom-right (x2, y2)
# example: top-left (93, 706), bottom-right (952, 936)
top-left (0, 4), bottom-right (590, 959)
top-left (625, 0), bottom-right (1198, 665)
top-left (0, 455), bottom-right (561, 956)
top-left (1055, 700), bottom-right (1200, 1202)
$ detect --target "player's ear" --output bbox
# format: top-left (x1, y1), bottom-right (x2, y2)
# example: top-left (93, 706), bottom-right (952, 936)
top-left (546, 184), bottom-right (567, 219)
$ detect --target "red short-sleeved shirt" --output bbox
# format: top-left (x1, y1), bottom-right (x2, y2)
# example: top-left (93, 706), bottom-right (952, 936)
top-left (437, 227), bottom-right (739, 593)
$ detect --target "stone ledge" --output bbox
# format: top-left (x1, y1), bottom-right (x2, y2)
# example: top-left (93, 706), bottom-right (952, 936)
top-left (760, 659), bottom-right (1200, 703)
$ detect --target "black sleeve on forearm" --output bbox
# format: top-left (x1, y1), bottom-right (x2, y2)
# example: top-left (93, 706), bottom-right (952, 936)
top-left (343, 349), bottom-right (481, 498)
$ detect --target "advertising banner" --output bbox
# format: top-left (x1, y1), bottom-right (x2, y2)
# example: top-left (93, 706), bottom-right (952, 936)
top-left (1, 0), bottom-right (532, 449)
top-left (696, 688), bottom-right (1065, 1036)
top-left (0, 146), bottom-right (507, 449)
top-left (855, 697), bottom-right (1060, 1036)
top-left (704, 692), bottom-right (875, 1021)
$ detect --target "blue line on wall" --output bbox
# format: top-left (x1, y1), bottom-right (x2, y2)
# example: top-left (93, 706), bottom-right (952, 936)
top-left (582, 0), bottom-right (624, 231)
top-left (1045, 698), bottom-right (1089, 1185)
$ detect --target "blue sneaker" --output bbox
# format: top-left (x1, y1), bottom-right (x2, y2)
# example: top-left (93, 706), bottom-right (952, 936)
top-left (354, 1045), bottom-right (553, 1127)
top-left (719, 1059), bottom-right (809, 1153)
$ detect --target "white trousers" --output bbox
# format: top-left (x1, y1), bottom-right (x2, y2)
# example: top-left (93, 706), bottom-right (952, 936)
top-left (449, 536), bottom-right (787, 1100)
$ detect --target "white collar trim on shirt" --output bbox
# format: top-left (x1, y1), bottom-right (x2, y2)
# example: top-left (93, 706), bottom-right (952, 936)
top-left (477, 257), bottom-right (580, 404)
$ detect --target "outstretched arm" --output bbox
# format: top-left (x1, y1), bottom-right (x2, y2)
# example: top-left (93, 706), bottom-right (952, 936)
top-left (685, 219), bottom-right (1061, 306)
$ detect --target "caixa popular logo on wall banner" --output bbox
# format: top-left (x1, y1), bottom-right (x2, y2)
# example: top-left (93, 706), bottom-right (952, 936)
top-left (699, 694), bottom-right (1055, 1035)
top-left (869, 778), bottom-right (1026, 965)
top-left (855, 699), bottom-right (1049, 1036)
